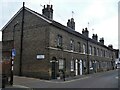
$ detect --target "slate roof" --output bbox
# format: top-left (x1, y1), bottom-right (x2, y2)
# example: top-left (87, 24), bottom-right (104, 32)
top-left (1, 6), bottom-right (116, 51)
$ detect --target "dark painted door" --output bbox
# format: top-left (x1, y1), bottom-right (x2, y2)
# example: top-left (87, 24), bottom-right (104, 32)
top-left (51, 62), bottom-right (56, 79)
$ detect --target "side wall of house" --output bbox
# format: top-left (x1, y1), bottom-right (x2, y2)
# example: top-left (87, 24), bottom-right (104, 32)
top-left (2, 9), bottom-right (51, 79)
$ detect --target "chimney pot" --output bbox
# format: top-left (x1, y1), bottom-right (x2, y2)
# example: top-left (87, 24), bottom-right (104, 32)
top-left (47, 5), bottom-right (49, 8)
top-left (71, 18), bottom-right (74, 21)
top-left (82, 29), bottom-right (84, 33)
top-left (99, 37), bottom-right (104, 44)
top-left (68, 19), bottom-right (70, 22)
top-left (82, 28), bottom-right (89, 37)
top-left (108, 44), bottom-right (113, 49)
top-left (51, 5), bottom-right (53, 9)
top-left (92, 34), bottom-right (98, 41)
top-left (85, 27), bottom-right (87, 30)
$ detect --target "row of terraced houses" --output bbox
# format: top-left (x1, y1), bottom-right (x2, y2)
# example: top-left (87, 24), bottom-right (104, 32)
top-left (2, 4), bottom-right (119, 80)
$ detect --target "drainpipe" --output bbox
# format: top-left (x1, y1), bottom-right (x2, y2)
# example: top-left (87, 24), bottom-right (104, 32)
top-left (19, 2), bottom-right (25, 76)
top-left (87, 39), bottom-right (90, 74)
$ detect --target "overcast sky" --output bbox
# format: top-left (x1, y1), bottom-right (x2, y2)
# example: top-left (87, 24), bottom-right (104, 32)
top-left (0, 0), bottom-right (119, 49)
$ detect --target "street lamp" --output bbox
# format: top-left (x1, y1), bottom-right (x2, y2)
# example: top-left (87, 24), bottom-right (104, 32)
top-left (10, 22), bottom-right (18, 85)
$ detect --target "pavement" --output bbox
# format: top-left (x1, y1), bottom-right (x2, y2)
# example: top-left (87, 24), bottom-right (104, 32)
top-left (3, 69), bottom-right (119, 89)
top-left (4, 85), bottom-right (30, 88)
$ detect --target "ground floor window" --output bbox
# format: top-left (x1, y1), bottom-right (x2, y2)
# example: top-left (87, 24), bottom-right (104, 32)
top-left (71, 60), bottom-right (74, 71)
top-left (83, 60), bottom-right (87, 71)
top-left (97, 61), bottom-right (99, 69)
top-left (83, 60), bottom-right (86, 67)
top-left (89, 60), bottom-right (92, 68)
top-left (107, 62), bottom-right (110, 69)
top-left (59, 59), bottom-right (64, 70)
top-left (100, 61), bottom-right (103, 68)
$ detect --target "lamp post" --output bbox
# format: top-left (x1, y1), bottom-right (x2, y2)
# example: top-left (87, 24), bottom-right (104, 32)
top-left (10, 22), bottom-right (18, 85)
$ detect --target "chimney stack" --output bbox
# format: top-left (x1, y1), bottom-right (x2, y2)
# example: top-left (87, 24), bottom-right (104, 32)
top-left (67, 18), bottom-right (75, 30)
top-left (92, 34), bottom-right (98, 41)
top-left (108, 44), bottom-right (113, 49)
top-left (82, 27), bottom-right (89, 37)
top-left (42, 4), bottom-right (53, 19)
top-left (99, 37), bottom-right (104, 44)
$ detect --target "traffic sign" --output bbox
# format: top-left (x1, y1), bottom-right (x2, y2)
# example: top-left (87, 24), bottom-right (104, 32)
top-left (12, 49), bottom-right (16, 57)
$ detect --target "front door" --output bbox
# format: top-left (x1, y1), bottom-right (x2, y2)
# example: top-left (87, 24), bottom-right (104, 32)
top-left (78, 60), bottom-right (80, 75)
top-left (80, 60), bottom-right (82, 75)
top-left (75, 59), bottom-right (78, 76)
top-left (51, 62), bottom-right (56, 79)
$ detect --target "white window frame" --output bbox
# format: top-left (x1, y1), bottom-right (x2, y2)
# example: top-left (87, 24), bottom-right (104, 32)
top-left (78, 42), bottom-right (81, 52)
top-left (59, 59), bottom-right (64, 69)
top-left (83, 44), bottom-right (86, 54)
top-left (97, 48), bottom-right (99, 56)
top-left (89, 60), bottom-right (92, 68)
top-left (101, 49), bottom-right (103, 57)
top-left (71, 60), bottom-right (74, 71)
top-left (94, 47), bottom-right (96, 55)
top-left (83, 60), bottom-right (86, 67)
top-left (70, 39), bottom-right (74, 51)
top-left (57, 35), bottom-right (62, 47)
top-left (89, 46), bottom-right (92, 55)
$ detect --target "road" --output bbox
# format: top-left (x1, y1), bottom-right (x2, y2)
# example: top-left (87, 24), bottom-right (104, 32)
top-left (11, 69), bottom-right (119, 88)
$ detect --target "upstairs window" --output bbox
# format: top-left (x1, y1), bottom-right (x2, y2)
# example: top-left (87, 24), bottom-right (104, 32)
top-left (103, 50), bottom-right (105, 57)
top-left (57, 35), bottom-right (62, 47)
top-left (70, 39), bottom-right (75, 51)
top-left (102, 50), bottom-right (104, 57)
top-left (106, 51), bottom-right (108, 57)
top-left (101, 49), bottom-right (103, 57)
top-left (94, 47), bottom-right (96, 55)
top-left (83, 44), bottom-right (86, 54)
top-left (97, 48), bottom-right (99, 56)
top-left (78, 42), bottom-right (81, 52)
top-left (89, 45), bottom-right (92, 55)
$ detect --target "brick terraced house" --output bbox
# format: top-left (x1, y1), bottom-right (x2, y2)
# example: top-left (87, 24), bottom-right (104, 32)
top-left (2, 4), bottom-right (119, 80)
